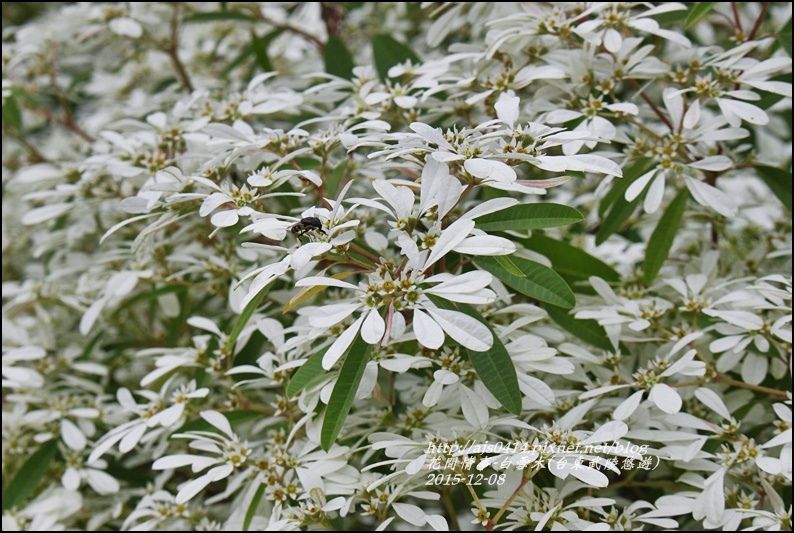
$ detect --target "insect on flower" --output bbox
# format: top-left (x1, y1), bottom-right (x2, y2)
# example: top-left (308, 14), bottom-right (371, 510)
top-left (289, 216), bottom-right (326, 237)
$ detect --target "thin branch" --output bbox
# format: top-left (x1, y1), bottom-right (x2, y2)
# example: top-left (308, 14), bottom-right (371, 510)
top-left (166, 4), bottom-right (195, 93)
top-left (440, 490), bottom-right (461, 531)
top-left (731, 3), bottom-right (745, 35)
top-left (22, 104), bottom-right (95, 143)
top-left (2, 126), bottom-right (48, 163)
top-left (253, 10), bottom-right (325, 50)
top-left (748, 3), bottom-right (770, 41)
top-left (487, 468), bottom-right (538, 530)
top-left (35, 44), bottom-right (96, 143)
top-left (321, 2), bottom-right (344, 38)
top-left (626, 78), bottom-right (673, 131)
top-left (712, 374), bottom-right (789, 399)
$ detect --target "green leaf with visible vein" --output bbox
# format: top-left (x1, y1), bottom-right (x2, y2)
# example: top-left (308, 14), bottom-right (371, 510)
top-left (597, 159), bottom-right (652, 244)
top-left (523, 234), bottom-right (620, 283)
top-left (430, 297), bottom-right (522, 415)
top-left (544, 305), bottom-right (613, 352)
top-left (685, 3), bottom-right (717, 28)
top-left (243, 483), bottom-right (265, 531)
top-left (226, 282), bottom-right (272, 354)
top-left (3, 439), bottom-right (58, 511)
top-left (475, 255), bottom-right (575, 309)
top-left (475, 203), bottom-right (583, 231)
top-left (644, 188), bottom-right (689, 283)
top-left (287, 346), bottom-right (328, 397)
top-left (321, 334), bottom-right (372, 451)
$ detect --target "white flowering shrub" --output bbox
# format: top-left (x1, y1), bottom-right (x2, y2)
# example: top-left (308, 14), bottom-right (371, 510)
top-left (2, 2), bottom-right (792, 531)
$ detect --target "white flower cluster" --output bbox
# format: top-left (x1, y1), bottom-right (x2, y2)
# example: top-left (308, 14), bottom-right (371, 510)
top-left (2, 2), bottom-right (792, 531)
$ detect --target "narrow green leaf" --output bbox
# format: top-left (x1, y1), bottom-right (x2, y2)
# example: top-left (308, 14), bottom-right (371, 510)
top-left (2, 439), bottom-right (58, 511)
top-left (442, 298), bottom-right (522, 415)
top-left (430, 297), bottom-right (522, 415)
top-left (342, 2), bottom-right (365, 11)
top-left (371, 34), bottom-right (420, 81)
top-left (644, 189), bottom-right (689, 283)
top-left (649, 9), bottom-right (688, 26)
top-left (12, 86), bottom-right (45, 110)
top-left (291, 157), bottom-right (322, 170)
top-left (596, 164), bottom-right (651, 245)
top-left (185, 11), bottom-right (255, 23)
top-left (243, 482), bottom-right (266, 531)
top-left (475, 203), bottom-right (583, 232)
top-left (523, 234), bottom-right (620, 283)
top-left (251, 30), bottom-right (274, 72)
top-left (544, 305), bottom-right (614, 352)
top-left (321, 334), bottom-right (372, 451)
top-left (222, 44), bottom-right (254, 76)
top-left (685, 2), bottom-right (717, 28)
top-left (226, 282), bottom-right (272, 354)
top-left (104, 459), bottom-right (151, 487)
top-left (778, 17), bottom-right (792, 57)
top-left (324, 35), bottom-right (356, 80)
top-left (475, 255), bottom-right (575, 309)
top-left (494, 255), bottom-right (525, 277)
top-left (755, 165), bottom-right (792, 211)
top-left (80, 331), bottom-right (104, 360)
top-left (2, 94), bottom-right (22, 131)
top-left (326, 158), bottom-right (348, 198)
top-left (598, 158), bottom-right (651, 218)
top-left (286, 346), bottom-right (328, 397)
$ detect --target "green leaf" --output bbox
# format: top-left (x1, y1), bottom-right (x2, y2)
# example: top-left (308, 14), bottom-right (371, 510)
top-left (544, 305), bottom-right (614, 352)
top-left (523, 234), bottom-right (620, 283)
top-left (778, 17), bottom-right (792, 57)
top-left (243, 482), bottom-right (266, 531)
top-left (286, 346), bottom-right (328, 397)
top-left (475, 255), bottom-right (575, 309)
top-left (222, 44), bottom-right (254, 76)
top-left (598, 158), bottom-right (650, 217)
top-left (226, 282), bottom-right (272, 354)
top-left (475, 203), bottom-right (583, 232)
top-left (324, 35), bottom-right (356, 80)
top-left (448, 298), bottom-right (521, 415)
top-left (251, 30), bottom-right (275, 72)
top-left (685, 2), bottom-right (717, 28)
top-left (430, 297), bottom-right (522, 415)
top-left (185, 11), bottom-right (255, 23)
top-left (644, 189), bottom-right (689, 283)
top-left (326, 158), bottom-right (348, 198)
top-left (104, 459), bottom-right (152, 487)
top-left (596, 160), bottom-right (652, 245)
top-left (755, 165), bottom-right (792, 211)
top-left (649, 8), bottom-right (688, 26)
top-left (321, 334), bottom-right (372, 451)
top-left (371, 34), bottom-right (420, 81)
top-left (2, 439), bottom-right (58, 511)
top-left (494, 255), bottom-right (525, 277)
top-left (2, 94), bottom-right (22, 131)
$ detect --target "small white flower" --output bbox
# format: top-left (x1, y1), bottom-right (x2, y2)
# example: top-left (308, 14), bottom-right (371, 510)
top-left (152, 411), bottom-right (252, 504)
